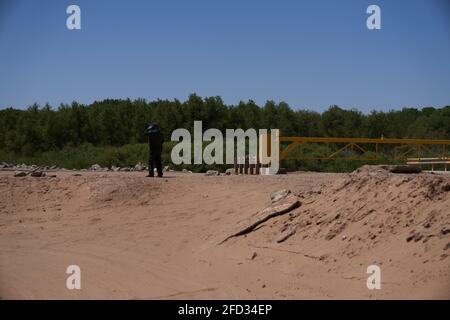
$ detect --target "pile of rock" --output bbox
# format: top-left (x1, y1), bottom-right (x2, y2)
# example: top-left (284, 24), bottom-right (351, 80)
top-left (14, 169), bottom-right (47, 178)
top-left (4, 162), bottom-right (241, 177)
top-left (111, 165), bottom-right (121, 172)
top-left (0, 162), bottom-right (14, 169)
top-left (89, 164), bottom-right (108, 172)
top-left (14, 171), bottom-right (28, 177)
top-left (206, 168), bottom-right (239, 176)
top-left (134, 163), bottom-right (145, 171)
top-left (30, 171), bottom-right (46, 177)
top-left (87, 163), bottom-right (148, 172)
top-left (225, 168), bottom-right (235, 175)
top-left (15, 164), bottom-right (36, 171)
top-left (205, 170), bottom-right (220, 176)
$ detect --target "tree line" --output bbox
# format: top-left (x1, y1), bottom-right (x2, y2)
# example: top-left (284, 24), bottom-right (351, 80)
top-left (0, 94), bottom-right (449, 170)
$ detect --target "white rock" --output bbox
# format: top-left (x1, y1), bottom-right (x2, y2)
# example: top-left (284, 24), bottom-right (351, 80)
top-left (14, 171), bottom-right (28, 177)
top-left (225, 168), bottom-right (235, 175)
top-left (89, 164), bottom-right (102, 171)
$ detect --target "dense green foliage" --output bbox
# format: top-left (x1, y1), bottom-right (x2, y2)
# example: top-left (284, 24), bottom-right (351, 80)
top-left (1, 94), bottom-right (449, 172)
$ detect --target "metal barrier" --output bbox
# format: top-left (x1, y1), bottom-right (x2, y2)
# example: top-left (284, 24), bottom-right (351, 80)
top-left (279, 137), bottom-right (450, 161)
top-left (231, 136), bottom-right (450, 174)
top-left (406, 157), bottom-right (450, 172)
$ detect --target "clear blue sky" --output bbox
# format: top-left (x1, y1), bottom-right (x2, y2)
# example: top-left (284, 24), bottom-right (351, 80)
top-left (0, 0), bottom-right (449, 112)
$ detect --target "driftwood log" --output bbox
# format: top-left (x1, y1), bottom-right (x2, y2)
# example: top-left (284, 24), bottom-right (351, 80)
top-left (219, 193), bottom-right (300, 244)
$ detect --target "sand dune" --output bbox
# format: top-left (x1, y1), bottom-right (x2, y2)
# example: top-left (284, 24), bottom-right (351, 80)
top-left (0, 167), bottom-right (448, 299)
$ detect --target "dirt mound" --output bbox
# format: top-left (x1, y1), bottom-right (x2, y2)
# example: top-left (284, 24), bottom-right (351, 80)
top-left (224, 165), bottom-right (449, 264)
top-left (290, 165), bottom-right (450, 247)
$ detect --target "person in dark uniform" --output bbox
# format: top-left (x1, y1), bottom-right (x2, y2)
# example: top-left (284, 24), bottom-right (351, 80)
top-left (144, 123), bottom-right (164, 177)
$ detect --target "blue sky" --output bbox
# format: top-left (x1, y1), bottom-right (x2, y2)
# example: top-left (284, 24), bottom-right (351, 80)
top-left (0, 0), bottom-right (449, 112)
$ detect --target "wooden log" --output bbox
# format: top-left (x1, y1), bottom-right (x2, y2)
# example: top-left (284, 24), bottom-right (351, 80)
top-left (219, 194), bottom-right (301, 244)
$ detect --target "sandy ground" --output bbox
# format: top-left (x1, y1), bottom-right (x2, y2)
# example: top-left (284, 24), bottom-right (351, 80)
top-left (0, 167), bottom-right (449, 299)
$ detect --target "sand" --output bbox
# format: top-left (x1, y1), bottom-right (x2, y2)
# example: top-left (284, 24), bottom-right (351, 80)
top-left (0, 166), bottom-right (449, 299)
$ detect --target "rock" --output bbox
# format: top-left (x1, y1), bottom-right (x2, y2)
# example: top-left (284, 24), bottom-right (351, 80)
top-left (89, 164), bottom-right (102, 171)
top-left (389, 165), bottom-right (422, 174)
top-left (225, 168), bottom-right (235, 175)
top-left (406, 231), bottom-right (423, 242)
top-left (14, 171), bottom-right (28, 177)
top-left (182, 169), bottom-right (192, 173)
top-left (30, 171), bottom-right (45, 177)
top-left (119, 167), bottom-right (131, 172)
top-left (111, 166), bottom-right (121, 172)
top-left (442, 183), bottom-right (450, 192)
top-left (205, 170), bottom-right (220, 176)
top-left (134, 163), bottom-right (145, 171)
top-left (50, 165), bottom-right (57, 170)
top-left (163, 166), bottom-right (170, 172)
top-left (276, 225), bottom-right (297, 243)
top-left (270, 189), bottom-right (291, 203)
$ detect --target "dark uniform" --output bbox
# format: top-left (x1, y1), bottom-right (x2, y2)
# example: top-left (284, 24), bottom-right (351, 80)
top-left (145, 123), bottom-right (164, 177)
